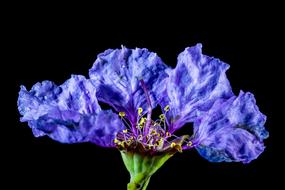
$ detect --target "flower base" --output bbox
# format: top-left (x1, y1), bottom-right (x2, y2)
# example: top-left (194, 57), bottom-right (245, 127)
top-left (121, 151), bottom-right (174, 190)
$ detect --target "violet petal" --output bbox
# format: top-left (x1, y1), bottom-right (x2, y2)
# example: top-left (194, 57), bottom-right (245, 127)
top-left (193, 91), bottom-right (268, 163)
top-left (89, 47), bottom-right (169, 123)
top-left (18, 75), bottom-right (125, 146)
top-left (160, 44), bottom-right (233, 132)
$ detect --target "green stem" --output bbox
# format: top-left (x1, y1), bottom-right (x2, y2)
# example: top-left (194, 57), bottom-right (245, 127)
top-left (121, 151), bottom-right (174, 190)
top-left (127, 175), bottom-right (150, 190)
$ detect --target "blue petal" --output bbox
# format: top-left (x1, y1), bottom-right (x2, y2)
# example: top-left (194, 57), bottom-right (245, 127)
top-left (84, 110), bottom-right (126, 147)
top-left (18, 81), bottom-right (61, 121)
top-left (89, 46), bottom-right (169, 123)
top-left (193, 91), bottom-right (268, 163)
top-left (18, 75), bottom-right (125, 146)
top-left (160, 44), bottom-right (234, 132)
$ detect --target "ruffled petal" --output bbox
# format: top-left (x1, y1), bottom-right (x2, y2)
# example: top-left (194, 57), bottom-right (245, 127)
top-left (83, 110), bottom-right (125, 147)
top-left (18, 75), bottom-right (125, 146)
top-left (160, 44), bottom-right (233, 132)
top-left (193, 91), bottom-right (268, 163)
top-left (18, 81), bottom-right (61, 121)
top-left (89, 47), bottom-right (169, 123)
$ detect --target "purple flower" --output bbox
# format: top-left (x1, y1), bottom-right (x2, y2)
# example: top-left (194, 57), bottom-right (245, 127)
top-left (18, 44), bottom-right (268, 163)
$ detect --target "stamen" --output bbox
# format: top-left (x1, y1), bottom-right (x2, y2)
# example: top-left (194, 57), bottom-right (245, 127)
top-left (139, 117), bottom-right (147, 126)
top-left (137, 135), bottom-right (143, 141)
top-left (140, 80), bottom-right (152, 130)
top-left (164, 105), bottom-right (170, 112)
top-left (114, 138), bottom-right (119, 144)
top-left (121, 117), bottom-right (131, 129)
top-left (166, 131), bottom-right (171, 137)
top-left (169, 142), bottom-right (182, 152)
top-left (123, 129), bottom-right (128, 133)
top-left (127, 138), bottom-right (132, 144)
top-left (187, 141), bottom-right (193, 147)
top-left (155, 137), bottom-right (164, 147)
top-left (138, 107), bottom-right (143, 116)
top-left (159, 114), bottom-right (165, 121)
top-left (114, 87), bottom-right (189, 153)
top-left (160, 114), bottom-right (167, 131)
top-left (120, 141), bottom-right (126, 148)
top-left (119, 112), bottom-right (126, 117)
top-left (150, 130), bottom-right (157, 135)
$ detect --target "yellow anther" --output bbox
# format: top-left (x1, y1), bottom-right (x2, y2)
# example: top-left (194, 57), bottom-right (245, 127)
top-left (137, 135), bottom-right (143, 140)
top-left (150, 130), bottom-right (157, 135)
top-left (119, 112), bottom-right (126, 117)
top-left (139, 117), bottom-right (147, 125)
top-left (156, 133), bottom-right (161, 137)
top-left (166, 132), bottom-right (171, 137)
top-left (187, 141), bottom-right (193, 147)
top-left (146, 145), bottom-right (154, 150)
top-left (159, 114), bottom-right (165, 121)
top-left (170, 142), bottom-right (176, 148)
top-left (120, 141), bottom-right (126, 148)
top-left (113, 138), bottom-right (119, 144)
top-left (127, 137), bottom-right (133, 143)
top-left (156, 138), bottom-right (164, 146)
top-left (123, 129), bottom-right (128, 133)
top-left (164, 105), bottom-right (170, 112)
top-left (138, 107), bottom-right (143, 116)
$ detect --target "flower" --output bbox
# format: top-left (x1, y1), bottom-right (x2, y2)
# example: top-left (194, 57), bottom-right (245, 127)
top-left (18, 44), bottom-right (268, 190)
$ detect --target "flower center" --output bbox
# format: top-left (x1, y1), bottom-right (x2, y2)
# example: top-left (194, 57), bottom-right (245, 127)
top-left (114, 80), bottom-right (192, 154)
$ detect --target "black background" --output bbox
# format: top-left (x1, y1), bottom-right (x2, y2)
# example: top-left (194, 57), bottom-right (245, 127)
top-left (7, 2), bottom-right (282, 189)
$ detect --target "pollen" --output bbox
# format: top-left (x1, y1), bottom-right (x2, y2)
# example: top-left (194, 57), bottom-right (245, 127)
top-left (159, 114), bottom-right (165, 121)
top-left (155, 138), bottom-right (164, 146)
top-left (123, 129), bottom-right (128, 133)
top-left (150, 130), bottom-right (157, 135)
top-left (166, 131), bottom-right (171, 137)
top-left (164, 105), bottom-right (170, 112)
top-left (139, 117), bottom-right (147, 126)
top-left (119, 112), bottom-right (126, 117)
top-left (187, 141), bottom-right (193, 146)
top-left (170, 142), bottom-right (176, 148)
top-left (113, 138), bottom-right (119, 144)
top-left (120, 141), bottom-right (126, 148)
top-left (138, 107), bottom-right (143, 116)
